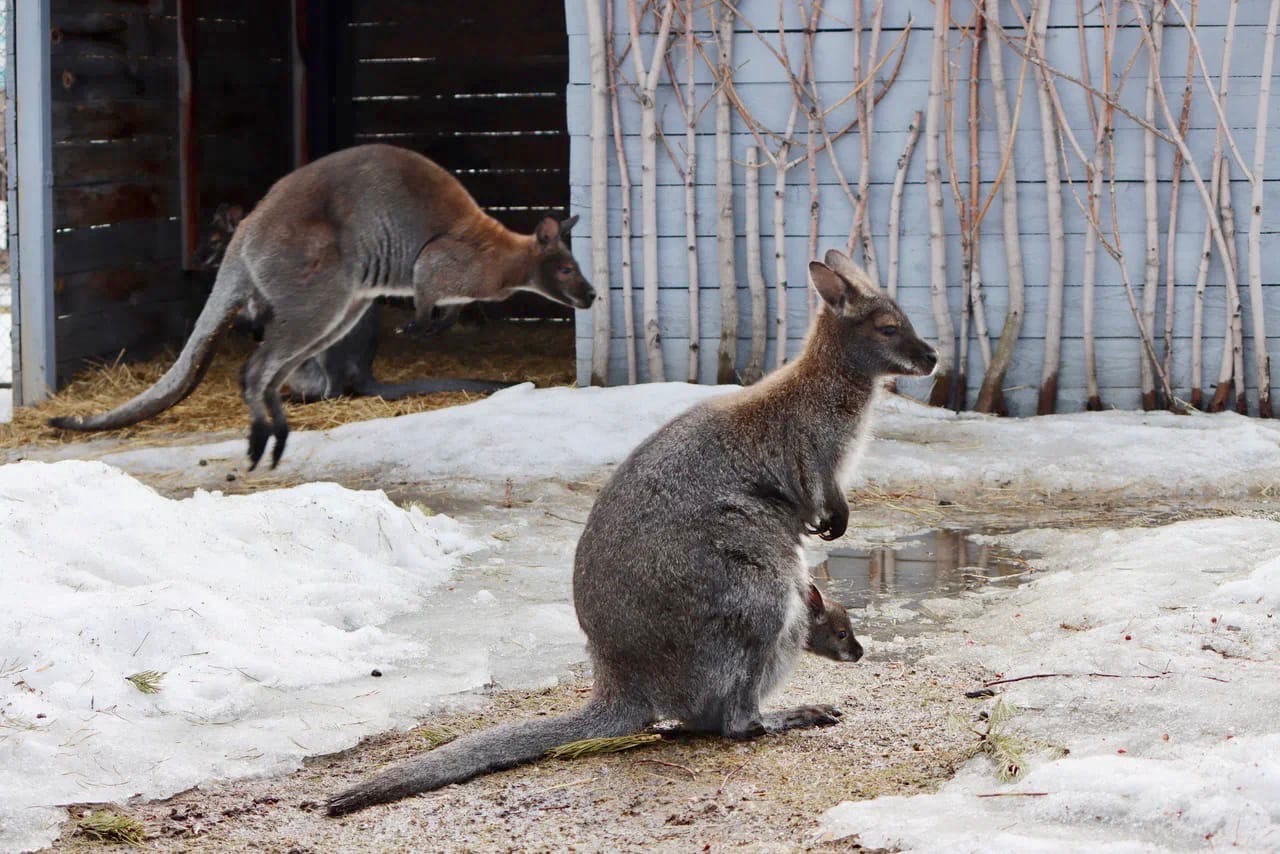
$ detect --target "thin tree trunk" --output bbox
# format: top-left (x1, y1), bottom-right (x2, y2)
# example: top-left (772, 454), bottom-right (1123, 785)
top-left (681, 3), bottom-right (699, 382)
top-left (943, 8), bottom-right (969, 408)
top-left (1163, 0), bottom-right (1197, 403)
top-left (975, 0), bottom-right (1024, 415)
top-left (585, 0), bottom-right (611, 386)
top-left (772, 98), bottom-right (803, 371)
top-left (743, 147), bottom-right (768, 384)
top-left (967, 13), bottom-right (992, 377)
top-left (606, 13), bottom-right (637, 384)
top-left (1247, 0), bottom-right (1280, 416)
top-left (924, 0), bottom-right (954, 407)
top-left (712, 4), bottom-right (737, 383)
top-left (1031, 0), bottom-right (1065, 415)
top-left (1139, 0), bottom-right (1164, 410)
top-left (1191, 0), bottom-right (1237, 410)
top-left (630, 0), bottom-right (676, 383)
top-left (804, 1), bottom-right (822, 320)
top-left (1081, 0), bottom-right (1115, 412)
top-left (1218, 165), bottom-right (1247, 414)
top-left (854, 1), bottom-right (885, 285)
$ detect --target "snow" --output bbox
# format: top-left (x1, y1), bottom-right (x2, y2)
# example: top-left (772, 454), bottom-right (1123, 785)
top-left (96, 383), bottom-right (1280, 499)
top-left (1, 282), bottom-right (10, 424)
top-left (818, 518), bottom-right (1280, 853)
top-left (5, 381), bottom-right (1280, 850)
top-left (0, 461), bottom-right (506, 851)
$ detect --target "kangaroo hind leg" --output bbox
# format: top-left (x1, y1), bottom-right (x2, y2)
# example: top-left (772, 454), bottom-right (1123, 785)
top-left (242, 295), bottom-right (371, 469)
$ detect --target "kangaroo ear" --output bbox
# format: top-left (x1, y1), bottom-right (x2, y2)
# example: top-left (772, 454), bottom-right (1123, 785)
top-left (823, 249), bottom-right (879, 300)
top-left (810, 261), bottom-right (853, 312)
top-left (535, 216), bottom-right (561, 246)
top-left (226, 204), bottom-right (245, 228)
top-left (560, 214), bottom-right (580, 234)
top-left (806, 583), bottom-right (826, 620)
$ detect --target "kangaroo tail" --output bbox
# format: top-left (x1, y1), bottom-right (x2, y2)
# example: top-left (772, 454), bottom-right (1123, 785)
top-left (48, 252), bottom-right (253, 431)
top-left (352, 376), bottom-right (516, 401)
top-left (326, 699), bottom-right (645, 817)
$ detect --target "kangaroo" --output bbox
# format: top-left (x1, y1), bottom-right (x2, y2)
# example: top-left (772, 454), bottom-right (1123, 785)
top-left (49, 144), bottom-right (595, 468)
top-left (197, 203), bottom-right (501, 404)
top-left (804, 583), bottom-right (864, 663)
top-left (325, 250), bottom-right (935, 816)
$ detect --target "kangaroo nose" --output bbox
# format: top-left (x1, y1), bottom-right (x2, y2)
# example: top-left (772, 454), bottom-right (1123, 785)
top-left (921, 349), bottom-right (939, 375)
top-left (580, 285), bottom-right (597, 307)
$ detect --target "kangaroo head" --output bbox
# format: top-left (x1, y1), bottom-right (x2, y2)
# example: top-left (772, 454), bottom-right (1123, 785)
top-left (808, 249), bottom-right (937, 379)
top-left (805, 583), bottom-right (864, 662)
top-left (196, 203), bottom-right (245, 269)
top-left (525, 214), bottom-right (596, 310)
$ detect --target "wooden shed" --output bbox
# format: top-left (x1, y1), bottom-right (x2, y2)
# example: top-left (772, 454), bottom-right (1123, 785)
top-left (5, 0), bottom-right (573, 406)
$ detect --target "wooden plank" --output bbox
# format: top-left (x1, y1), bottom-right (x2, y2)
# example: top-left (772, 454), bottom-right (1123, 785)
top-left (291, 0), bottom-right (308, 166)
top-left (55, 297), bottom-right (194, 381)
top-left (351, 94), bottom-right (566, 136)
top-left (52, 0), bottom-right (174, 15)
top-left (178, 0), bottom-right (199, 269)
top-left (52, 138), bottom-right (175, 187)
top-left (351, 0), bottom-right (564, 27)
top-left (54, 181), bottom-right (175, 228)
top-left (54, 260), bottom-right (184, 317)
top-left (351, 22), bottom-right (565, 62)
top-left (353, 132), bottom-right (568, 171)
top-left (450, 169), bottom-right (568, 207)
top-left (52, 99), bottom-right (175, 142)
top-left (50, 12), bottom-right (175, 61)
top-left (196, 13), bottom-right (289, 58)
top-left (53, 219), bottom-right (180, 274)
top-left (351, 56), bottom-right (567, 99)
top-left (51, 54), bottom-right (176, 103)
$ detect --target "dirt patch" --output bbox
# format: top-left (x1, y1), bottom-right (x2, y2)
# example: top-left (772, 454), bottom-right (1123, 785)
top-left (46, 655), bottom-right (984, 853)
top-left (0, 313), bottom-right (574, 451)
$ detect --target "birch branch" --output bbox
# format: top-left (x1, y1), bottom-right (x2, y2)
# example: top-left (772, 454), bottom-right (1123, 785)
top-left (1030, 0), bottom-right (1065, 415)
top-left (710, 2), bottom-right (737, 383)
top-left (925, 0), bottom-right (956, 408)
top-left (1139, 0), bottom-right (1164, 411)
top-left (1163, 0), bottom-right (1197, 399)
top-left (606, 10), bottom-right (638, 384)
top-left (744, 146), bottom-right (768, 383)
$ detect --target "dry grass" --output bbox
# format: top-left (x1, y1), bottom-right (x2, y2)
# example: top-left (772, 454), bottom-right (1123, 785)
top-left (0, 313), bottom-right (574, 451)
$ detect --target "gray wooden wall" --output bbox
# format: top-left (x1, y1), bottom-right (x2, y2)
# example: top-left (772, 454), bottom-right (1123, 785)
top-left (565, 0), bottom-right (1280, 415)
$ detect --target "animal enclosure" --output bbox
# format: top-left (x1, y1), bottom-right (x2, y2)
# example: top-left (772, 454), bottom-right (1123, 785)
top-left (567, 0), bottom-right (1280, 416)
top-left (11, 0), bottom-right (573, 401)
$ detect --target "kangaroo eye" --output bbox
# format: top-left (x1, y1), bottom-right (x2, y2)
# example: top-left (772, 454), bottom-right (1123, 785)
top-left (837, 630), bottom-right (848, 640)
top-left (878, 325), bottom-right (899, 337)
top-left (559, 265), bottom-right (575, 276)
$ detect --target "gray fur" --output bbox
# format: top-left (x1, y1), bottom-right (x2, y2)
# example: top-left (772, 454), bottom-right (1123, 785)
top-left (48, 144), bottom-right (593, 469)
top-left (325, 250), bottom-right (934, 816)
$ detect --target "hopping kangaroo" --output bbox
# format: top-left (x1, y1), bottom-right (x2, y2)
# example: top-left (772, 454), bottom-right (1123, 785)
top-left (326, 250), bottom-right (936, 816)
top-left (197, 203), bottom-right (494, 404)
top-left (50, 144), bottom-right (595, 468)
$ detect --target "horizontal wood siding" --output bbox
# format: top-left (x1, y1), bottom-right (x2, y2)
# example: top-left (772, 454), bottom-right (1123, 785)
top-left (344, 0), bottom-right (572, 319)
top-left (567, 0), bottom-right (1280, 415)
top-left (50, 0), bottom-right (291, 382)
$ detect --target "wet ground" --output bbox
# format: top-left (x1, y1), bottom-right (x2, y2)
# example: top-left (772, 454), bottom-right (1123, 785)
top-left (31, 460), bottom-right (1280, 851)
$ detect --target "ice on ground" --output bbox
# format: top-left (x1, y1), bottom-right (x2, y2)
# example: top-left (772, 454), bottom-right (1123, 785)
top-left (0, 461), bottom-right (583, 852)
top-left (819, 518), bottom-right (1280, 853)
top-left (98, 383), bottom-right (1280, 499)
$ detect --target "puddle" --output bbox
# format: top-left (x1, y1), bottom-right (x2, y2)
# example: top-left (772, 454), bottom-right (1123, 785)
top-left (811, 529), bottom-right (1037, 635)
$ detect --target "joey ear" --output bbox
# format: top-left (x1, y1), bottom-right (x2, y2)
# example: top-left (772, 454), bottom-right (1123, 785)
top-left (823, 249), bottom-right (879, 299)
top-left (806, 583), bottom-right (826, 620)
top-left (535, 216), bottom-right (561, 246)
top-left (809, 261), bottom-right (852, 312)
top-left (560, 214), bottom-right (580, 234)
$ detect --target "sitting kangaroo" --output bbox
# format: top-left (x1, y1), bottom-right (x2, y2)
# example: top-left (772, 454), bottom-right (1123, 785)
top-left (50, 144), bottom-right (595, 468)
top-left (197, 203), bottom-right (502, 404)
top-left (326, 250), bottom-right (935, 816)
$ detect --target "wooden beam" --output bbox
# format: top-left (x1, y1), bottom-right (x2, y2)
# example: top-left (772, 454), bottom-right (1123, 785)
top-left (10, 0), bottom-right (57, 403)
top-left (177, 0), bottom-right (198, 269)
top-left (291, 0), bottom-right (308, 167)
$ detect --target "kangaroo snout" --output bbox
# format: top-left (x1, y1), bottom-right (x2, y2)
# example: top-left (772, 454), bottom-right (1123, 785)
top-left (917, 347), bottom-right (939, 377)
top-left (573, 284), bottom-right (598, 309)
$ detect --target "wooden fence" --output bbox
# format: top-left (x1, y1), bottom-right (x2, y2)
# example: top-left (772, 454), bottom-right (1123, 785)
top-left (566, 0), bottom-right (1280, 415)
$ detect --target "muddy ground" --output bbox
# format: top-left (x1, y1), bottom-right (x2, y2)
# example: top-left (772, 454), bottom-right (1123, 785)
top-left (23, 443), bottom-right (1280, 852)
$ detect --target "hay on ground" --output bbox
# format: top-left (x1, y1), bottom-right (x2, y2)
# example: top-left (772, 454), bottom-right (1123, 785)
top-left (0, 315), bottom-right (574, 451)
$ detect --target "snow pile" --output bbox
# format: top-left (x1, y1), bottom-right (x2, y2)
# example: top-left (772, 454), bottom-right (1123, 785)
top-left (0, 461), bottom-right (492, 851)
top-left (819, 518), bottom-right (1280, 852)
top-left (98, 383), bottom-right (1280, 499)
